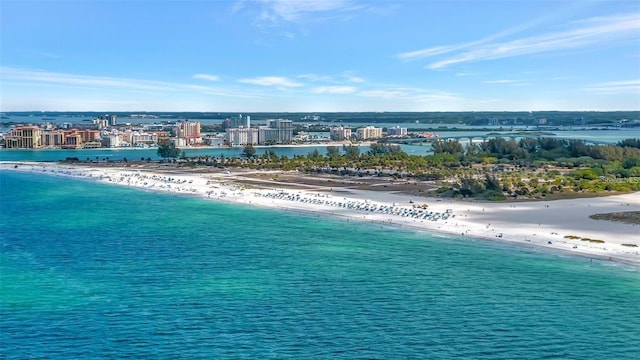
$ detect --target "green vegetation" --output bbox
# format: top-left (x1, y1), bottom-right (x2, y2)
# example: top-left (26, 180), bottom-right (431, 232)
top-left (157, 140), bottom-right (180, 161)
top-left (173, 137), bottom-right (640, 201)
top-left (564, 235), bottom-right (606, 243)
top-left (241, 143), bottom-right (257, 158)
top-left (590, 211), bottom-right (640, 225)
top-left (580, 238), bottom-right (605, 243)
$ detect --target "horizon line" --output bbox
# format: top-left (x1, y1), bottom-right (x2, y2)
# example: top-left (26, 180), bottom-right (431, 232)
top-left (3, 110), bottom-right (639, 114)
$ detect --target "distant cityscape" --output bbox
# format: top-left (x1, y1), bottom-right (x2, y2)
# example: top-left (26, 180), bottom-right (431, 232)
top-left (0, 113), bottom-right (426, 150)
top-left (1, 111), bottom-right (636, 150)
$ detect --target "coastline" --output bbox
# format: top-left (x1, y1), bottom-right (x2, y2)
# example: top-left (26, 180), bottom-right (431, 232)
top-left (0, 140), bottom-right (370, 151)
top-left (2, 161), bottom-right (639, 266)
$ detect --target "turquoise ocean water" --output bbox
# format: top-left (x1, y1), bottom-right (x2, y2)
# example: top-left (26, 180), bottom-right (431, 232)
top-left (1, 171), bottom-right (639, 359)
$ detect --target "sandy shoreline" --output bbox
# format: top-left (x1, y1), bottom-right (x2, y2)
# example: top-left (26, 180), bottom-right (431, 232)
top-left (3, 161), bottom-right (639, 266)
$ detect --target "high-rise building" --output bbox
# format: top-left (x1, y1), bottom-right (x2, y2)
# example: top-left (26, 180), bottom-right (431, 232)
top-left (176, 121), bottom-right (201, 144)
top-left (102, 134), bottom-right (123, 148)
top-left (225, 127), bottom-right (258, 146)
top-left (96, 114), bottom-right (117, 126)
top-left (258, 119), bottom-right (293, 144)
top-left (330, 126), bottom-right (352, 141)
top-left (5, 126), bottom-right (43, 149)
top-left (92, 118), bottom-right (109, 129)
top-left (228, 114), bottom-right (251, 129)
top-left (387, 126), bottom-right (408, 137)
top-left (258, 127), bottom-right (280, 145)
top-left (356, 126), bottom-right (382, 140)
top-left (42, 130), bottom-right (65, 147)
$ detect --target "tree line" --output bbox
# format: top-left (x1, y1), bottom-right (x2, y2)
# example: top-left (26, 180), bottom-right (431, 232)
top-left (162, 137), bottom-right (640, 200)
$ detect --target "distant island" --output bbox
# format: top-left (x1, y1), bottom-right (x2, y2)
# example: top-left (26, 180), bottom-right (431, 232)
top-left (2, 110), bottom-right (639, 127)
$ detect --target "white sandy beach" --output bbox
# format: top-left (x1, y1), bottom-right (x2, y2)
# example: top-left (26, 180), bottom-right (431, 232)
top-left (3, 161), bottom-right (639, 265)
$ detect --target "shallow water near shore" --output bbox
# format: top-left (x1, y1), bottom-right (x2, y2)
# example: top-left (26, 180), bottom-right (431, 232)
top-left (1, 171), bottom-right (639, 359)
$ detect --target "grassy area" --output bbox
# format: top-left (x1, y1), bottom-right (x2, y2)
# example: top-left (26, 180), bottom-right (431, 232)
top-left (589, 211), bottom-right (640, 225)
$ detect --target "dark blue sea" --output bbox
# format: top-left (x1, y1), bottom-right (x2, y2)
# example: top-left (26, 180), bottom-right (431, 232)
top-left (1, 171), bottom-right (639, 359)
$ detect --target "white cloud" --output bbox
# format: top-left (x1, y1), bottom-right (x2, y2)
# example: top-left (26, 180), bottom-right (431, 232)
top-left (345, 75), bottom-right (364, 83)
top-left (396, 11), bottom-right (554, 62)
top-left (585, 79), bottom-right (640, 94)
top-left (1, 67), bottom-right (174, 91)
top-left (250, 0), bottom-right (351, 22)
top-left (357, 86), bottom-right (458, 102)
top-left (398, 13), bottom-right (640, 69)
top-left (238, 76), bottom-right (302, 87)
top-left (340, 71), bottom-right (364, 83)
top-left (298, 72), bottom-right (364, 84)
top-left (483, 79), bottom-right (518, 84)
top-left (312, 86), bottom-right (356, 94)
top-left (455, 72), bottom-right (479, 77)
top-left (33, 51), bottom-right (63, 59)
top-left (398, 44), bottom-right (469, 61)
top-left (193, 73), bottom-right (220, 81)
top-left (297, 73), bottom-right (334, 82)
top-left (0, 67), bottom-right (260, 98)
top-left (358, 89), bottom-right (406, 99)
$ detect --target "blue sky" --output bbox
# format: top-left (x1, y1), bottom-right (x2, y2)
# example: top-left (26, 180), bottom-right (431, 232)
top-left (1, 0), bottom-right (639, 112)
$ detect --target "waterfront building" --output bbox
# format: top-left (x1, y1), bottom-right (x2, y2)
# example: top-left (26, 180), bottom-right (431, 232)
top-left (258, 119), bottom-right (292, 145)
top-left (130, 131), bottom-right (158, 147)
top-left (387, 126), bottom-right (408, 137)
top-left (102, 134), bottom-right (123, 148)
top-left (176, 121), bottom-right (201, 145)
top-left (42, 130), bottom-right (65, 147)
top-left (61, 132), bottom-right (82, 149)
top-left (203, 134), bottom-right (226, 146)
top-left (226, 127), bottom-right (258, 146)
top-left (5, 126), bottom-right (43, 149)
top-left (170, 138), bottom-right (187, 148)
top-left (36, 129), bottom-right (101, 149)
top-left (82, 140), bottom-right (103, 149)
top-left (293, 131), bottom-right (309, 142)
top-left (258, 127), bottom-right (280, 145)
top-left (356, 126), bottom-right (382, 140)
top-left (330, 126), bottom-right (352, 141)
top-left (77, 130), bottom-right (100, 143)
top-left (224, 118), bottom-right (293, 146)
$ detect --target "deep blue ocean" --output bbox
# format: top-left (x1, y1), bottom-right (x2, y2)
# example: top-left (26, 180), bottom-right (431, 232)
top-left (1, 171), bottom-right (639, 359)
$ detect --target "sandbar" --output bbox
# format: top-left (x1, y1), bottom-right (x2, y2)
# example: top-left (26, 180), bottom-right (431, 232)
top-left (2, 161), bottom-right (639, 266)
